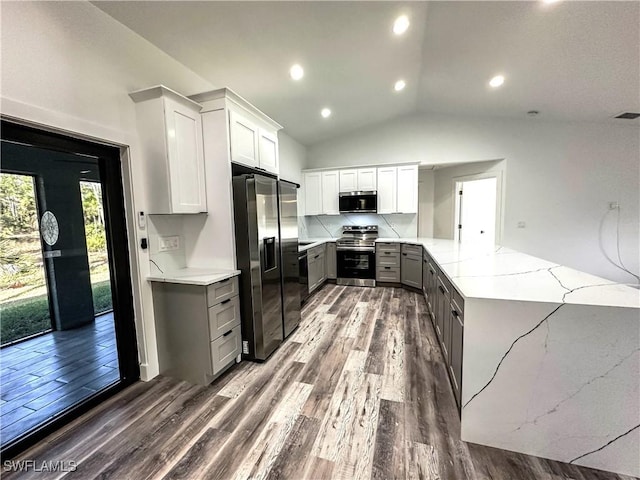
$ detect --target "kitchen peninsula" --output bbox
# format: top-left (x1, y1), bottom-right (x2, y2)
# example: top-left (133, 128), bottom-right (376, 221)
top-left (301, 235), bottom-right (640, 477)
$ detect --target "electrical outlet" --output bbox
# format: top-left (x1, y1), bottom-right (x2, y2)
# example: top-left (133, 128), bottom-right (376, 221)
top-left (158, 235), bottom-right (180, 252)
top-left (608, 201), bottom-right (620, 210)
top-left (517, 221), bottom-right (526, 229)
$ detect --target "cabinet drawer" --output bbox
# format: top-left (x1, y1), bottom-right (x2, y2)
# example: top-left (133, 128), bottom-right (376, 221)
top-left (208, 295), bottom-right (241, 340)
top-left (376, 252), bottom-right (400, 267)
top-left (207, 276), bottom-right (239, 307)
top-left (401, 243), bottom-right (423, 257)
top-left (452, 288), bottom-right (465, 319)
top-left (376, 242), bottom-right (400, 253)
top-left (377, 266), bottom-right (400, 283)
top-left (210, 325), bottom-right (241, 375)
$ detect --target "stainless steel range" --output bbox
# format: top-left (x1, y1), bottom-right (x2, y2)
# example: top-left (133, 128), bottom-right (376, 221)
top-left (336, 225), bottom-right (378, 287)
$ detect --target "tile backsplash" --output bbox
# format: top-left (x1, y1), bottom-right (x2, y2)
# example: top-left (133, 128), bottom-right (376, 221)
top-left (299, 213), bottom-right (417, 239)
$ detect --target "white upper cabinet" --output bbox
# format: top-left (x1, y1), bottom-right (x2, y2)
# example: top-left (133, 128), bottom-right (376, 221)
top-left (129, 85), bottom-right (207, 214)
top-left (377, 167), bottom-right (397, 214)
top-left (321, 171), bottom-right (340, 215)
top-left (339, 169), bottom-right (358, 192)
top-left (357, 168), bottom-right (377, 191)
top-left (302, 163), bottom-right (418, 216)
top-left (229, 110), bottom-right (259, 169)
top-left (257, 128), bottom-right (279, 174)
top-left (189, 88), bottom-right (282, 175)
top-left (397, 165), bottom-right (419, 213)
top-left (229, 111), bottom-right (279, 174)
top-left (304, 172), bottom-right (322, 216)
top-left (340, 168), bottom-right (376, 192)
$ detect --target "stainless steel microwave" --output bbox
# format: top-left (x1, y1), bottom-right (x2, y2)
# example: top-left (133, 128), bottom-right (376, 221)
top-left (338, 191), bottom-right (377, 213)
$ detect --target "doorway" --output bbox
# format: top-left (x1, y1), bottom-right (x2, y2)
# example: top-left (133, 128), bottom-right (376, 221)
top-left (454, 176), bottom-right (499, 248)
top-left (0, 121), bottom-right (139, 457)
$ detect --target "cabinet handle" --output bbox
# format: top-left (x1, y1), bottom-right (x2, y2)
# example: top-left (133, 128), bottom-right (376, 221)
top-left (314, 254), bottom-right (320, 259)
top-left (384, 267), bottom-right (391, 270)
top-left (220, 298), bottom-right (231, 305)
top-left (438, 286), bottom-right (445, 294)
top-left (402, 253), bottom-right (408, 256)
top-left (451, 310), bottom-right (459, 317)
top-left (430, 269), bottom-right (435, 274)
top-left (223, 329), bottom-right (233, 337)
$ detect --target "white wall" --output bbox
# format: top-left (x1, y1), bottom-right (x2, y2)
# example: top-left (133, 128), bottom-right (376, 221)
top-left (307, 113), bottom-right (640, 284)
top-left (278, 132), bottom-right (307, 185)
top-left (0, 1), bottom-right (216, 380)
top-left (418, 169), bottom-right (435, 238)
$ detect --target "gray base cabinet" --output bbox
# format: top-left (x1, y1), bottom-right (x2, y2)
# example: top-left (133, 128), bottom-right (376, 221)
top-left (376, 242), bottom-right (401, 283)
top-left (326, 242), bottom-right (337, 280)
top-left (423, 251), bottom-right (464, 412)
top-left (401, 243), bottom-right (422, 289)
top-left (152, 276), bottom-right (242, 386)
top-left (308, 244), bottom-right (327, 293)
top-left (449, 302), bottom-right (464, 406)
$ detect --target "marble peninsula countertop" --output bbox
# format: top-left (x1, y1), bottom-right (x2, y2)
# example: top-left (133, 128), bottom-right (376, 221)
top-left (375, 237), bottom-right (639, 308)
top-left (298, 238), bottom-right (335, 253)
top-left (147, 267), bottom-right (240, 286)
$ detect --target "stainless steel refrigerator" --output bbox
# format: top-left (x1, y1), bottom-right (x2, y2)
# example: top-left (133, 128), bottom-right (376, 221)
top-left (277, 180), bottom-right (301, 338)
top-left (232, 174), bottom-right (283, 361)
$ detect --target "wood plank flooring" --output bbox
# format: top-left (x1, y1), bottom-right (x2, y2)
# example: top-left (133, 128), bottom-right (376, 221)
top-left (3, 286), bottom-right (636, 480)
top-left (0, 313), bottom-right (119, 447)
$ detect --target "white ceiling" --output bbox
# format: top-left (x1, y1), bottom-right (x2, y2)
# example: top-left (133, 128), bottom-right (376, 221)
top-left (94, 1), bottom-right (639, 146)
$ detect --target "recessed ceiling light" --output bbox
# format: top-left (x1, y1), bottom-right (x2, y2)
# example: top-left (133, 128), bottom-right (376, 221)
top-left (321, 108), bottom-right (332, 118)
top-left (489, 75), bottom-right (505, 88)
top-left (394, 80), bottom-right (406, 92)
top-left (289, 64), bottom-right (304, 81)
top-left (542, 0), bottom-right (560, 4)
top-left (80, 170), bottom-right (91, 174)
top-left (393, 15), bottom-right (410, 35)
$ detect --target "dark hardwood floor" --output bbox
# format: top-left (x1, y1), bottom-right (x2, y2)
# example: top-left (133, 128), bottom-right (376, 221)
top-left (3, 286), bottom-right (636, 479)
top-left (1, 313), bottom-right (119, 447)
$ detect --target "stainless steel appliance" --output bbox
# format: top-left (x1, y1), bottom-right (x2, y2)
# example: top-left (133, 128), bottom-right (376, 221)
top-left (277, 180), bottom-right (301, 338)
top-left (336, 225), bottom-right (378, 287)
top-left (232, 174), bottom-right (283, 361)
top-left (338, 191), bottom-right (377, 213)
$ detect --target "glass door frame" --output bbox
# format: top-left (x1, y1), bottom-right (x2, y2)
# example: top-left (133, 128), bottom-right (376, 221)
top-left (1, 120), bottom-right (140, 459)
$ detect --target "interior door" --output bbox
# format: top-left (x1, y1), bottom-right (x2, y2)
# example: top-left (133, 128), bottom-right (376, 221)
top-left (458, 177), bottom-right (497, 248)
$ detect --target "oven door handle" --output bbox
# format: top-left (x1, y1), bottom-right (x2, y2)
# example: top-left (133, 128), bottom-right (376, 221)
top-left (336, 246), bottom-right (375, 252)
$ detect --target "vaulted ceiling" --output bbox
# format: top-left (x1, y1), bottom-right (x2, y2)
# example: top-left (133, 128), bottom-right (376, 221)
top-left (94, 1), bottom-right (639, 146)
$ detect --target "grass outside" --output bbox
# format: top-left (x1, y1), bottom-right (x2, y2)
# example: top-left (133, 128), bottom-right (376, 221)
top-left (0, 280), bottom-right (113, 346)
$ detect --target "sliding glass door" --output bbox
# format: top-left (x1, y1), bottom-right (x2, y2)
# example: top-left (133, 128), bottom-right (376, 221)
top-left (0, 121), bottom-right (139, 457)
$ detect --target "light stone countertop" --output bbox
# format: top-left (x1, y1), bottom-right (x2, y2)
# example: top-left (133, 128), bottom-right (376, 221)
top-left (376, 237), bottom-right (639, 308)
top-left (147, 268), bottom-right (240, 286)
top-left (298, 238), bottom-right (335, 253)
